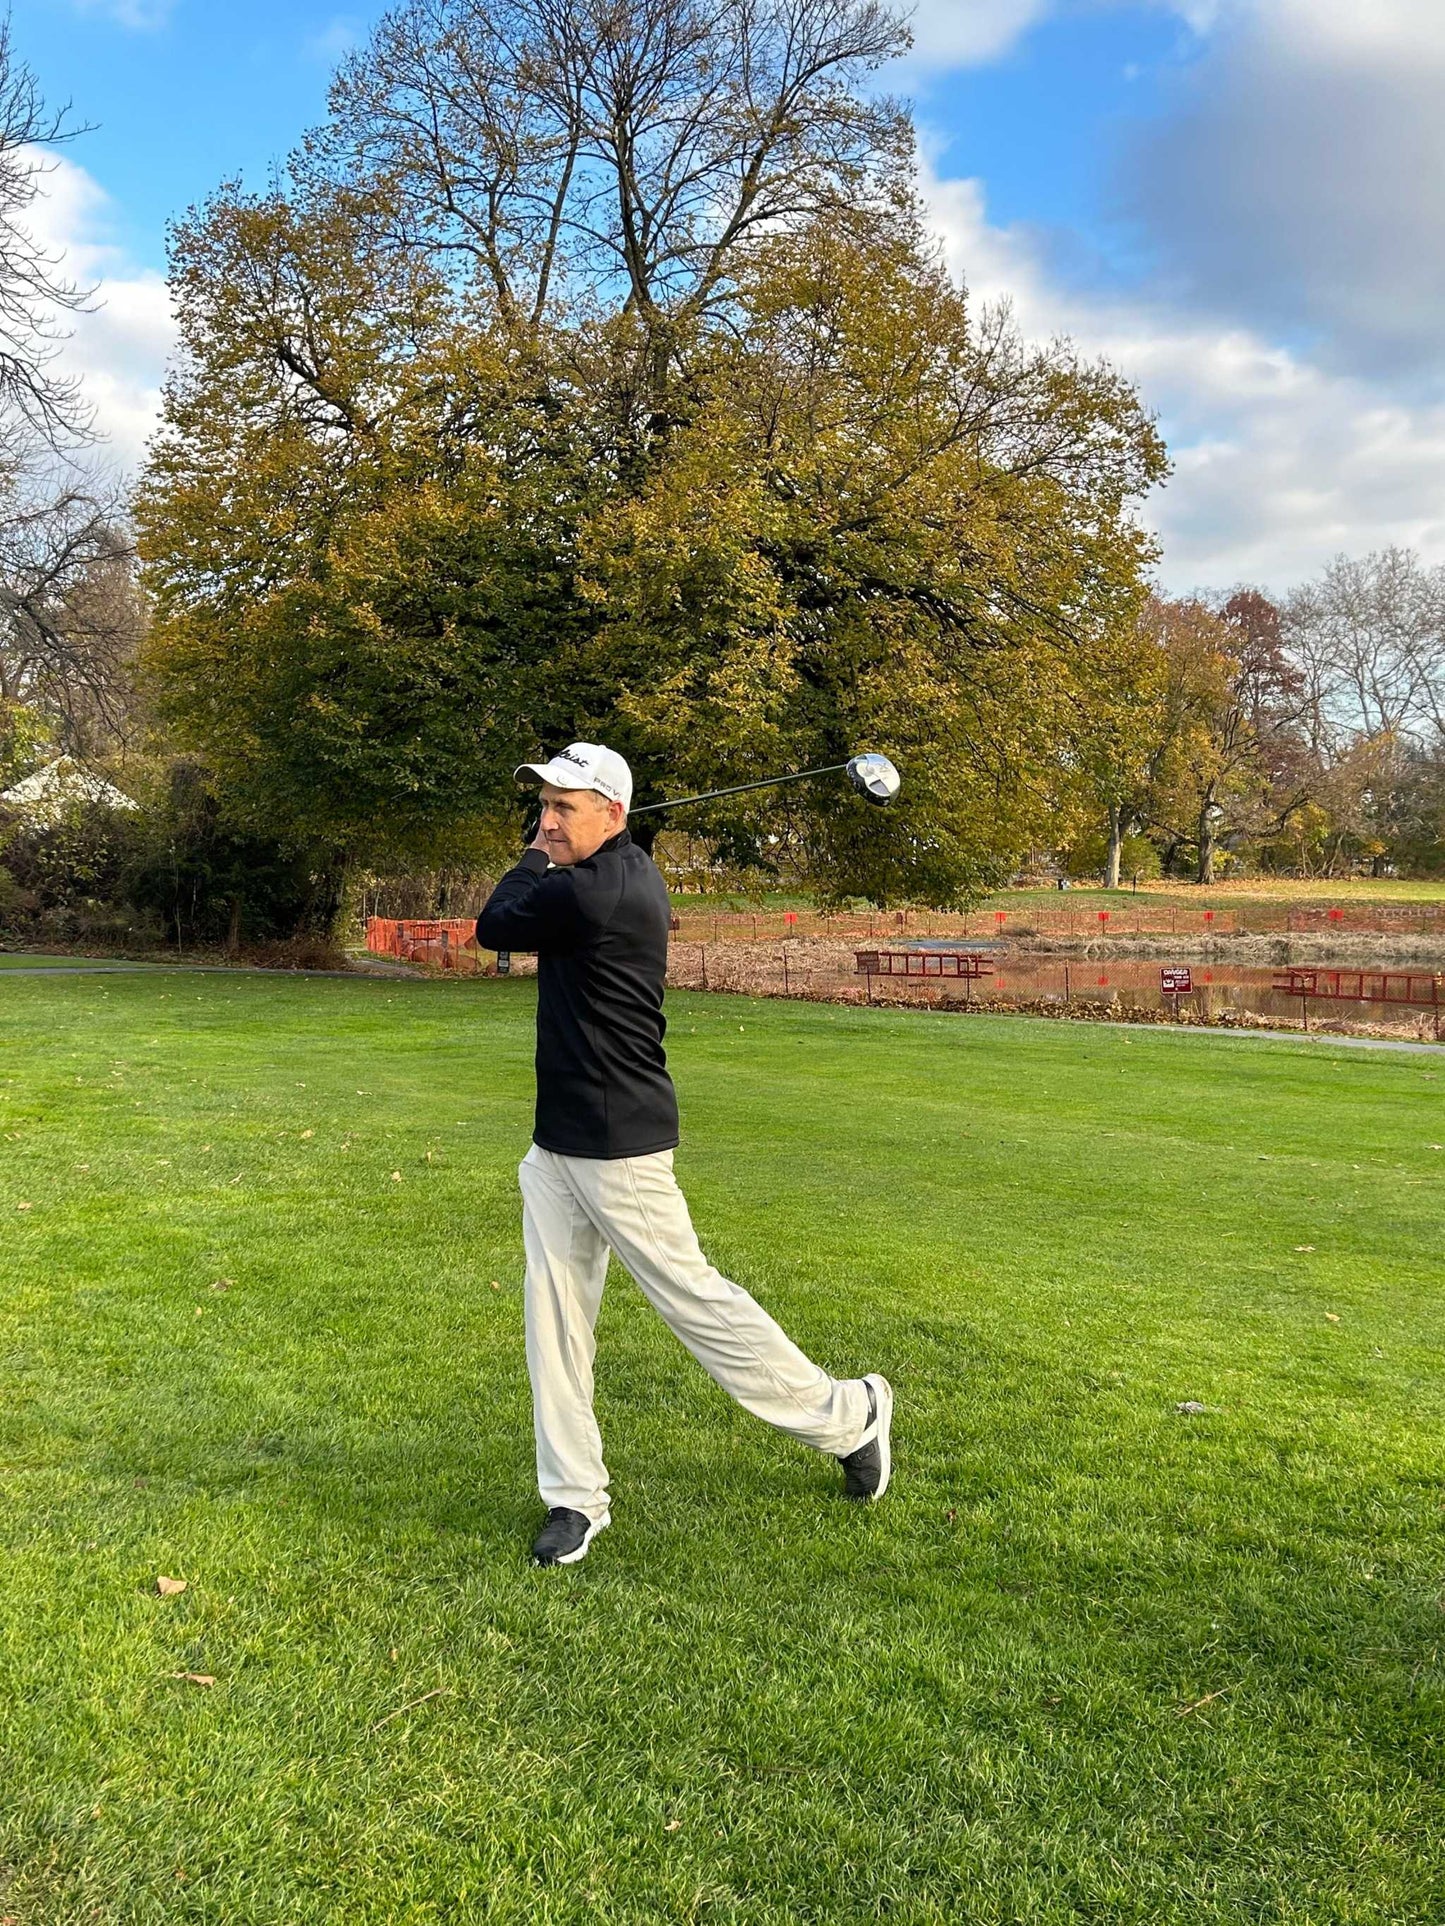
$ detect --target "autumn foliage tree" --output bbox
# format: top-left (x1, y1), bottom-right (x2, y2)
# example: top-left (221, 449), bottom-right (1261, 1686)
top-left (139, 0), bottom-right (1166, 904)
top-left (1123, 592), bottom-right (1310, 883)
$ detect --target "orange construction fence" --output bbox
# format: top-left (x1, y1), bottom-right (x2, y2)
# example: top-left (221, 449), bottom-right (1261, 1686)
top-left (367, 916), bottom-right (482, 970)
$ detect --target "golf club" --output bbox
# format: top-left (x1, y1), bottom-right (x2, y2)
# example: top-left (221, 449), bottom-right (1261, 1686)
top-left (630, 752), bottom-right (901, 817)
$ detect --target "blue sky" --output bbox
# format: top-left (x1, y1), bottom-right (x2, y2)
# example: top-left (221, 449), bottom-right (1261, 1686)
top-left (10, 1), bottom-right (1183, 273)
top-left (15, 0), bottom-right (1445, 592)
top-left (9, 1), bottom-right (366, 263)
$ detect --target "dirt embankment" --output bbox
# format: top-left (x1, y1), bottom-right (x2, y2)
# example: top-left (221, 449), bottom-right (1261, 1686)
top-left (668, 931), bottom-right (1445, 971)
top-left (1021, 931), bottom-right (1445, 967)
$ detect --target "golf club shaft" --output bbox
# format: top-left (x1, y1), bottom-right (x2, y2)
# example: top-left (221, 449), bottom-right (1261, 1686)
top-left (630, 764), bottom-right (849, 817)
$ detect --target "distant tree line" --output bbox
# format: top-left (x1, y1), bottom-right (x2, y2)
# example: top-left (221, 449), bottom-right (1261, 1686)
top-left (1067, 548), bottom-right (1445, 887)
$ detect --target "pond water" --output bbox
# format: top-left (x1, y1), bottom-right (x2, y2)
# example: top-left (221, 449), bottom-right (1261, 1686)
top-left (909, 953), bottom-right (1441, 1030)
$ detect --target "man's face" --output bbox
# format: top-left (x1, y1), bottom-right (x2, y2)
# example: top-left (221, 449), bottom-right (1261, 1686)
top-left (536, 784), bottom-right (625, 866)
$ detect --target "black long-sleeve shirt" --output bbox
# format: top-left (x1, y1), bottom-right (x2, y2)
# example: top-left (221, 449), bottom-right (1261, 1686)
top-left (475, 831), bottom-right (680, 1159)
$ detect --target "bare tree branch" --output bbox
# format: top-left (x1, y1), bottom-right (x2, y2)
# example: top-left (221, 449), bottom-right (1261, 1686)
top-left (0, 457), bottom-right (143, 755)
top-left (0, 20), bottom-right (97, 450)
top-left (306, 0), bottom-right (911, 383)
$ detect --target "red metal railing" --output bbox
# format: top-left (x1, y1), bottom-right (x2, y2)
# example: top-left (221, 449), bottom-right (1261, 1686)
top-left (855, 950), bottom-right (994, 980)
top-left (1272, 967), bottom-right (1444, 1008)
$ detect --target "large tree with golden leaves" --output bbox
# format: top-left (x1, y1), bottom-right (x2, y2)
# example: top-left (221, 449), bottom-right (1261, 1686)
top-left (139, 0), bottom-right (1166, 903)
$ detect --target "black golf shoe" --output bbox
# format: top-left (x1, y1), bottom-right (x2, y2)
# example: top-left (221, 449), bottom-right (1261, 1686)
top-left (838, 1374), bottom-right (893, 1501)
top-left (532, 1507), bottom-right (609, 1567)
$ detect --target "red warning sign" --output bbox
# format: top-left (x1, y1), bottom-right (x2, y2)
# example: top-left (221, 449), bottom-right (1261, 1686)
top-left (1161, 966), bottom-right (1193, 995)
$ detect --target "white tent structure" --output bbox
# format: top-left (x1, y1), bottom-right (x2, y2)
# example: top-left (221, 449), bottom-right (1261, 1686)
top-left (0, 758), bottom-right (139, 824)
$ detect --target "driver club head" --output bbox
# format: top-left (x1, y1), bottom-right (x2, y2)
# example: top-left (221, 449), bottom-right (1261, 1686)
top-left (846, 752), bottom-right (901, 807)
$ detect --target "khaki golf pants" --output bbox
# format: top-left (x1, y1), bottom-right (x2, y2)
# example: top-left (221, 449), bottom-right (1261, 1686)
top-left (519, 1143), bottom-right (871, 1520)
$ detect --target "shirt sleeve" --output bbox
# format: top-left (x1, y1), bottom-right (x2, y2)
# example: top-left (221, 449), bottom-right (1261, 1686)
top-left (475, 850), bottom-right (586, 954)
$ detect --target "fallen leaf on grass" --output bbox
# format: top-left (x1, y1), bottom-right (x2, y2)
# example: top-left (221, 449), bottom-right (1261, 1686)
top-left (490, 1279), bottom-right (501, 1292)
top-left (1175, 1682), bottom-right (1239, 1718)
top-left (16, 1202), bottom-right (31, 1211)
top-left (168, 1671), bottom-right (214, 1687)
top-left (1175, 1401), bottom-right (1208, 1415)
top-left (300, 1129), bottom-right (313, 1139)
top-left (1325, 1312), bottom-right (1341, 1323)
top-left (664, 1820), bottom-right (682, 1832)
top-left (210, 1278), bottom-right (232, 1292)
top-left (390, 1171), bottom-right (402, 1182)
top-left (1293, 1245), bottom-right (1315, 1252)
top-left (156, 1576), bottom-right (188, 1596)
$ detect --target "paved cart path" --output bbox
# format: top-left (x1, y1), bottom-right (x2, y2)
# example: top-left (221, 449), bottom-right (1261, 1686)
top-left (0, 961), bottom-right (373, 979)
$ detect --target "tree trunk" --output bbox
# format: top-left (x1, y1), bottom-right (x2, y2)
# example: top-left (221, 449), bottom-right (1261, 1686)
top-left (227, 895), bottom-right (242, 956)
top-left (303, 853), bottom-right (350, 938)
top-left (1105, 803), bottom-right (1123, 890)
top-left (1197, 807), bottom-right (1217, 885)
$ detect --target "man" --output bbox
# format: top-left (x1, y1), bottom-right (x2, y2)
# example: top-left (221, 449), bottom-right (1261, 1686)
top-left (476, 742), bottom-right (893, 1567)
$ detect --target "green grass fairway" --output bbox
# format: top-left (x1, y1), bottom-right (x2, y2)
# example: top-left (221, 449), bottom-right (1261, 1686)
top-left (2, 977), bottom-right (1442, 1923)
top-left (0, 955), bottom-right (138, 970)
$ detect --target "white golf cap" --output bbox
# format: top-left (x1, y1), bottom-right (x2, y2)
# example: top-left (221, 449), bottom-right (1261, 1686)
top-left (514, 742), bottom-right (633, 811)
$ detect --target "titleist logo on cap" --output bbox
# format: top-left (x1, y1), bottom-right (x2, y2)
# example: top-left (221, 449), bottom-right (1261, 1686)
top-left (514, 742), bottom-right (634, 811)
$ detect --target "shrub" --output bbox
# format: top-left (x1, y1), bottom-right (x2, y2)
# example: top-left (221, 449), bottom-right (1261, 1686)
top-left (123, 761), bottom-right (344, 950)
top-left (0, 804), bottom-right (145, 940)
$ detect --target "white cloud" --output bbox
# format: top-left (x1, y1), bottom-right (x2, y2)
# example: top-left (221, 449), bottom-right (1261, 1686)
top-left (21, 153), bottom-right (176, 472)
top-left (902, 0), bottom-right (1220, 71)
top-left (924, 169), bottom-right (1445, 592)
top-left (907, 0), bottom-right (1445, 586)
top-left (305, 15), bottom-right (365, 64)
top-left (906, 0), bottom-right (1445, 79)
top-left (904, 0), bottom-right (1053, 67)
top-left (1117, 0), bottom-right (1445, 382)
top-left (1235, 0), bottom-right (1444, 56)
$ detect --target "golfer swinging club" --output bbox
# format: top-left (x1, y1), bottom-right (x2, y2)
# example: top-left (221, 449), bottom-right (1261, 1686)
top-left (477, 743), bottom-right (893, 1567)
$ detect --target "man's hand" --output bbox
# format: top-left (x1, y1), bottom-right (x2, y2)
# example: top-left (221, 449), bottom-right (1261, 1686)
top-left (528, 816), bottom-right (551, 856)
